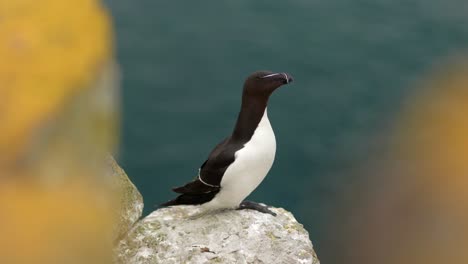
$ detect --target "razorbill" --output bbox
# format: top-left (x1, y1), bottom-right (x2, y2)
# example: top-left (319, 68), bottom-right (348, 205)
top-left (162, 71), bottom-right (293, 216)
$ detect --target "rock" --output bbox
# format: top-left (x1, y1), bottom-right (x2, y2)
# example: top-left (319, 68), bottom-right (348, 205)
top-left (108, 156), bottom-right (144, 241)
top-left (115, 205), bottom-right (320, 264)
top-left (0, 0), bottom-right (113, 163)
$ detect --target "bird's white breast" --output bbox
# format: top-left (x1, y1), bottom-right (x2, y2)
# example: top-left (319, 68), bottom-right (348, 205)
top-left (203, 109), bottom-right (276, 210)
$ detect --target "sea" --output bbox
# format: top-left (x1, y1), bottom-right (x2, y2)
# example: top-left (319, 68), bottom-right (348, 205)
top-left (105, 0), bottom-right (468, 262)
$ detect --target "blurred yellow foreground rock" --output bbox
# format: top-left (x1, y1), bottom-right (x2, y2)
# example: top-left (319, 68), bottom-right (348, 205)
top-left (0, 0), bottom-right (120, 263)
top-left (0, 0), bottom-right (113, 166)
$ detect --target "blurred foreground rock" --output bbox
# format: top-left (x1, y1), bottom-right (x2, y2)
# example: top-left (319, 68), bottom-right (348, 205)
top-left (0, 0), bottom-right (118, 262)
top-left (115, 205), bottom-right (320, 264)
top-left (108, 156), bottom-right (144, 241)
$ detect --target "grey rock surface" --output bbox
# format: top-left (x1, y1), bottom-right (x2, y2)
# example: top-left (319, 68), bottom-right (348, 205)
top-left (116, 205), bottom-right (320, 264)
top-left (107, 156), bottom-right (144, 241)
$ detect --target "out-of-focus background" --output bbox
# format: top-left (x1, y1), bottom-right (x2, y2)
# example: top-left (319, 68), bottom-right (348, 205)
top-left (105, 1), bottom-right (468, 263)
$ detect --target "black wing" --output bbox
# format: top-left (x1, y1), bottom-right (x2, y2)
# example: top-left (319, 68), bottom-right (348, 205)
top-left (161, 137), bottom-right (240, 206)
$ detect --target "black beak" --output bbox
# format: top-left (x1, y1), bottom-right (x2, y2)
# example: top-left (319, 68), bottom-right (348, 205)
top-left (260, 72), bottom-right (294, 84)
top-left (280, 72), bottom-right (293, 84)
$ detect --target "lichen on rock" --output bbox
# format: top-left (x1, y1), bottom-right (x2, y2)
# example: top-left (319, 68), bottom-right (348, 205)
top-left (107, 156), bottom-right (144, 241)
top-left (116, 205), bottom-right (320, 264)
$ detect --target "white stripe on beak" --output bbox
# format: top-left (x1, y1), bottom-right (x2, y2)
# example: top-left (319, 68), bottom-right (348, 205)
top-left (282, 73), bottom-right (289, 84)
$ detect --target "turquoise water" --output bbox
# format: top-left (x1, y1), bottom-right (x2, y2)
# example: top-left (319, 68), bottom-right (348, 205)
top-left (106, 0), bottom-right (468, 262)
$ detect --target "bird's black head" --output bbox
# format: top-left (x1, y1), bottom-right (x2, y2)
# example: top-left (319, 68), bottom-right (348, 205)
top-left (243, 70), bottom-right (293, 97)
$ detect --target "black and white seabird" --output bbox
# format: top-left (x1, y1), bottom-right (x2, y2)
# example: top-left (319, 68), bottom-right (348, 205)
top-left (162, 71), bottom-right (293, 216)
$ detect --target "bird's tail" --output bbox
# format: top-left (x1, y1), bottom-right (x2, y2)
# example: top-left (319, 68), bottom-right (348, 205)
top-left (159, 198), bottom-right (180, 207)
top-left (159, 191), bottom-right (219, 207)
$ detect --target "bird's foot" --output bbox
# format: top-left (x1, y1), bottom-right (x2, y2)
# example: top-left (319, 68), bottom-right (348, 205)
top-left (237, 200), bottom-right (277, 216)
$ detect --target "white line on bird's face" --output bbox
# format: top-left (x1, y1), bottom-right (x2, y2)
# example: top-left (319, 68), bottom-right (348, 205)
top-left (260, 73), bottom-right (289, 84)
top-left (260, 73), bottom-right (281, 79)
